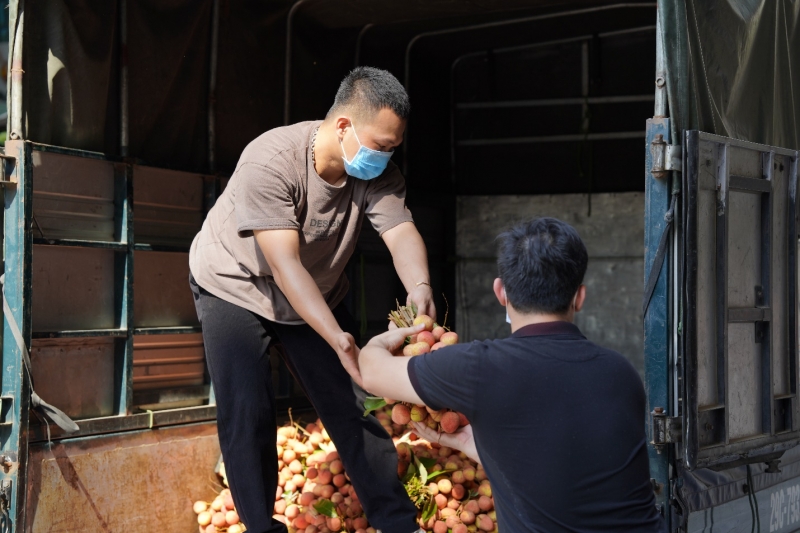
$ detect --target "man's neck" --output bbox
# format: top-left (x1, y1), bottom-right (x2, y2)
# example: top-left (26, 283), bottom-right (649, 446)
top-left (313, 121), bottom-right (348, 186)
top-left (509, 310), bottom-right (573, 334)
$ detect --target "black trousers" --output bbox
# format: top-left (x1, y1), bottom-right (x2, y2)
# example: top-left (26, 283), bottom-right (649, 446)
top-left (190, 275), bottom-right (417, 533)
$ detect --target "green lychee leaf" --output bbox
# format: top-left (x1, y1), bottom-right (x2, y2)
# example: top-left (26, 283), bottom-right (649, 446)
top-left (313, 499), bottom-right (338, 518)
top-left (416, 459), bottom-right (429, 485)
top-left (410, 300), bottom-right (418, 316)
top-left (421, 494), bottom-right (437, 522)
top-left (362, 396), bottom-right (387, 417)
top-left (417, 456), bottom-right (437, 472)
top-left (403, 461), bottom-right (418, 484)
top-left (426, 468), bottom-right (455, 480)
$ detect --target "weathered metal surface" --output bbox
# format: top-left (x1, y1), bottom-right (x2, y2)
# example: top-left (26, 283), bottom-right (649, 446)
top-left (132, 166), bottom-right (204, 248)
top-left (25, 422), bottom-right (220, 533)
top-left (643, 117), bottom-right (671, 519)
top-left (30, 151), bottom-right (116, 242)
top-left (30, 338), bottom-right (115, 420)
top-left (3, 138), bottom-right (33, 533)
top-left (455, 191), bottom-right (645, 374)
top-left (132, 334), bottom-right (205, 391)
top-left (133, 251), bottom-right (198, 328)
top-left (31, 245), bottom-right (116, 332)
top-left (683, 130), bottom-right (800, 470)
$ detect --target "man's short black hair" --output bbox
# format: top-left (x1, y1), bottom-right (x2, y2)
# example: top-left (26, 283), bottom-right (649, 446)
top-left (497, 217), bottom-right (588, 314)
top-left (327, 67), bottom-right (410, 121)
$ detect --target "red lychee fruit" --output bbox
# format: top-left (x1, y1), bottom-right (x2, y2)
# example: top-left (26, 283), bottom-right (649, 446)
top-left (417, 331), bottom-right (436, 347)
top-left (413, 315), bottom-right (434, 331)
top-left (392, 404), bottom-right (411, 425)
top-left (440, 332), bottom-right (458, 345)
top-left (440, 411), bottom-right (461, 433)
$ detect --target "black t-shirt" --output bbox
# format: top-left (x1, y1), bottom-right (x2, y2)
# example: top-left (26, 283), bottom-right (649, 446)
top-left (407, 321), bottom-right (665, 533)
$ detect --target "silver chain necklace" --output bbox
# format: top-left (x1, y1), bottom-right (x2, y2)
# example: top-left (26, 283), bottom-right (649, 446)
top-left (311, 127), bottom-right (319, 165)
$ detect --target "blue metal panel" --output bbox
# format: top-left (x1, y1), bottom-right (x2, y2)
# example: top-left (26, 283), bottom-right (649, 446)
top-left (114, 163), bottom-right (134, 416)
top-left (644, 118), bottom-right (672, 523)
top-left (2, 140), bottom-right (32, 531)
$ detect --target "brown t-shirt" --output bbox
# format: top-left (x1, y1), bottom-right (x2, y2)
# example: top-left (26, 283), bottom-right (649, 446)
top-left (189, 120), bottom-right (413, 324)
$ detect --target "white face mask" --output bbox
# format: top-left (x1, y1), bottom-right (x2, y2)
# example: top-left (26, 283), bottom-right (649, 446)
top-left (503, 288), bottom-right (511, 324)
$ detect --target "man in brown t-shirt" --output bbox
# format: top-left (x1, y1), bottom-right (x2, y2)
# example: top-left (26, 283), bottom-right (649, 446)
top-left (189, 67), bottom-right (434, 533)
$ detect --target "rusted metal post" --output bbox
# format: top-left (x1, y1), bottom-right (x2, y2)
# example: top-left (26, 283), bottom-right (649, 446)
top-left (8, 0), bottom-right (25, 141)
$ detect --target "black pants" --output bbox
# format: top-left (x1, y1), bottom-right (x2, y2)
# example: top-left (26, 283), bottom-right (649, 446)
top-left (190, 275), bottom-right (417, 533)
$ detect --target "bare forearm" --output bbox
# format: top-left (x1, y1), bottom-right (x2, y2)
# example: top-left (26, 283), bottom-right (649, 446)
top-left (360, 347), bottom-right (423, 403)
top-left (385, 223), bottom-right (430, 293)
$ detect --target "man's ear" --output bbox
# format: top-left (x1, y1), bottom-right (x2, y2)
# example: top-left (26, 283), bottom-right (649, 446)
top-left (573, 285), bottom-right (587, 313)
top-left (493, 278), bottom-right (506, 306)
top-left (335, 116), bottom-right (352, 139)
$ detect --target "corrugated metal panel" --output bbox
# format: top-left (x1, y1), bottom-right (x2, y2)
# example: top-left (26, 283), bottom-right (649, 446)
top-left (31, 151), bottom-right (116, 241)
top-left (132, 333), bottom-right (205, 391)
top-left (31, 246), bottom-right (117, 332)
top-left (133, 166), bottom-right (203, 246)
top-left (30, 338), bottom-right (116, 419)
top-left (133, 251), bottom-right (198, 328)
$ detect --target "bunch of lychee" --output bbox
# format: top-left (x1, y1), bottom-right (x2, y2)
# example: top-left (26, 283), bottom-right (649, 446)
top-left (401, 314), bottom-right (459, 356)
top-left (384, 311), bottom-right (467, 436)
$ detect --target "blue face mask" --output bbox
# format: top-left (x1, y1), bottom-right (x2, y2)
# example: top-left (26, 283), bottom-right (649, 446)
top-left (340, 123), bottom-right (393, 180)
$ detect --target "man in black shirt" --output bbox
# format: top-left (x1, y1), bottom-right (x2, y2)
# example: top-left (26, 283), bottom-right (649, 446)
top-left (359, 217), bottom-right (665, 532)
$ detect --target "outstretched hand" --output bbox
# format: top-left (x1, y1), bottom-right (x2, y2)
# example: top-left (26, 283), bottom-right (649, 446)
top-left (410, 421), bottom-right (481, 464)
top-left (367, 324), bottom-right (425, 356)
top-left (408, 284), bottom-right (436, 322)
top-left (334, 332), bottom-right (363, 388)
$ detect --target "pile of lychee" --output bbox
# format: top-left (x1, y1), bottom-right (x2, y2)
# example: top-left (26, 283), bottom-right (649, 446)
top-left (193, 416), bottom-right (498, 533)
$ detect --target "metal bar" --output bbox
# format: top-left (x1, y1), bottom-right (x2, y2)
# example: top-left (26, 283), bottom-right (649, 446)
top-left (27, 405), bottom-right (218, 443)
top-left (461, 23), bottom-right (656, 61)
top-left (29, 142), bottom-right (114, 161)
top-left (729, 175), bottom-right (772, 193)
top-left (132, 357), bottom-right (205, 367)
top-left (456, 95), bottom-right (655, 110)
top-left (654, 7), bottom-right (667, 118)
top-left (2, 140), bottom-right (33, 531)
top-left (684, 129), bottom-right (701, 469)
top-left (133, 326), bottom-right (203, 335)
top-left (132, 243), bottom-right (191, 253)
top-left (761, 151), bottom-right (774, 435)
top-left (208, 0), bottom-right (220, 173)
top-left (8, 1), bottom-right (24, 141)
top-left (133, 339), bottom-right (204, 350)
top-left (789, 154), bottom-right (800, 429)
top-left (354, 23), bottom-right (373, 67)
top-left (716, 143), bottom-right (730, 445)
top-left (115, 163), bottom-right (135, 416)
top-left (644, 118), bottom-right (672, 519)
top-left (133, 373), bottom-right (206, 384)
top-left (31, 329), bottom-right (128, 339)
top-left (728, 307), bottom-right (772, 323)
top-left (456, 131), bottom-right (645, 147)
top-left (119, 0), bottom-right (128, 156)
top-left (32, 238), bottom-right (127, 251)
top-left (404, 3), bottom-right (657, 175)
top-left (284, 0), bottom-right (306, 126)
